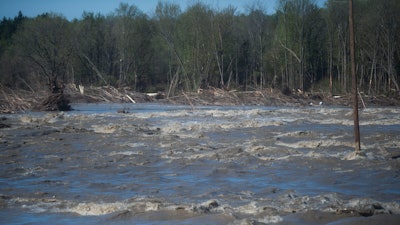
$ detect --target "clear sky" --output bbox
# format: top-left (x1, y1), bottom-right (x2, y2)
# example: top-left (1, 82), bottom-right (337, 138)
top-left (0, 0), bottom-right (327, 20)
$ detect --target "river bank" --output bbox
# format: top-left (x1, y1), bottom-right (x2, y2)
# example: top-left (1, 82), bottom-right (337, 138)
top-left (1, 85), bottom-right (400, 114)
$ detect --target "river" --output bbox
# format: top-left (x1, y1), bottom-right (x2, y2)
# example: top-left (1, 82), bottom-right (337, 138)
top-left (1, 103), bottom-right (399, 224)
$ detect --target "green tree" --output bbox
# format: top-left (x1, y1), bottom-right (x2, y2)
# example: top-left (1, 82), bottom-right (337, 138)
top-left (210, 5), bottom-right (236, 88)
top-left (276, 0), bottom-right (323, 92)
top-left (376, 0), bottom-right (400, 93)
top-left (324, 0), bottom-right (400, 95)
top-left (0, 11), bottom-right (27, 88)
top-left (0, 11), bottom-right (26, 56)
top-left (155, 1), bottom-right (188, 96)
top-left (13, 13), bottom-right (74, 93)
top-left (1, 0), bottom-right (399, 97)
top-left (114, 3), bottom-right (143, 87)
top-left (177, 2), bottom-right (214, 90)
top-left (245, 3), bottom-right (276, 90)
top-left (74, 12), bottom-right (109, 85)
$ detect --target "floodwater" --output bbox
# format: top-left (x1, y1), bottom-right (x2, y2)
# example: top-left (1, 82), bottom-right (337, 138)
top-left (1, 103), bottom-right (399, 224)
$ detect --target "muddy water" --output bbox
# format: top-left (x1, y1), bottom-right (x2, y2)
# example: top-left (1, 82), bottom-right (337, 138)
top-left (1, 103), bottom-right (400, 224)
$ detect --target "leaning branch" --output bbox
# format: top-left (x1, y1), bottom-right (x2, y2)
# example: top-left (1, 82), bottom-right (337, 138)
top-left (279, 40), bottom-right (301, 63)
top-left (77, 51), bottom-right (108, 85)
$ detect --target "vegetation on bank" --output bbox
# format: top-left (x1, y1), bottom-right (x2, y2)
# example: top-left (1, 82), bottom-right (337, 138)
top-left (0, 0), bottom-right (399, 112)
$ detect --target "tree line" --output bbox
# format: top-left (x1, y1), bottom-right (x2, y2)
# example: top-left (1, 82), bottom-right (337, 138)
top-left (0, 0), bottom-right (399, 97)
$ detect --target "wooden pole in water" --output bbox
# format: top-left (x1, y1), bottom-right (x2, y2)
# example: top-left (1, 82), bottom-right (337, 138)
top-left (349, 0), bottom-right (361, 153)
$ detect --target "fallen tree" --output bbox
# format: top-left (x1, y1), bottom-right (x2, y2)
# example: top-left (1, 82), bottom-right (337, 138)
top-left (35, 92), bottom-right (71, 111)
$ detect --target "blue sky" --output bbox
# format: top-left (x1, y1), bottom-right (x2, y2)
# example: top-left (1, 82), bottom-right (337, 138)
top-left (0, 0), bottom-right (327, 20)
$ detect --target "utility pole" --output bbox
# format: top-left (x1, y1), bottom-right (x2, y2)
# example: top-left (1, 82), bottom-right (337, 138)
top-left (349, 0), bottom-right (361, 153)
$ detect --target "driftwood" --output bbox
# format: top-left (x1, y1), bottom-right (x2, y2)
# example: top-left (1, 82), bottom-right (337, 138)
top-left (163, 88), bottom-right (389, 107)
top-left (63, 85), bottom-right (155, 104)
top-left (36, 93), bottom-right (71, 111)
top-left (1, 87), bottom-right (38, 113)
top-left (2, 83), bottom-right (399, 114)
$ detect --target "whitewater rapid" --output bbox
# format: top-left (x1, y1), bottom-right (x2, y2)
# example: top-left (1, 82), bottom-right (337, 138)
top-left (1, 104), bottom-right (399, 224)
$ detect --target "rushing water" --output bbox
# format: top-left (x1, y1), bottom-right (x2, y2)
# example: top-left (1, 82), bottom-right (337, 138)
top-left (1, 103), bottom-right (400, 224)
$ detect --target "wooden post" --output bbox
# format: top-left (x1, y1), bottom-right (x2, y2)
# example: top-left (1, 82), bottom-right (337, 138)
top-left (349, 0), bottom-right (361, 153)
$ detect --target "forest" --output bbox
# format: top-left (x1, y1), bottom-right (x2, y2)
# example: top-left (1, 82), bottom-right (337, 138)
top-left (0, 0), bottom-right (399, 99)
